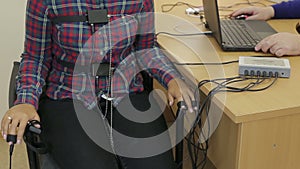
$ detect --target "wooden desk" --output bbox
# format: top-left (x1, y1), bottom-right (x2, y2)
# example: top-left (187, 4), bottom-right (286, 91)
top-left (154, 0), bottom-right (300, 169)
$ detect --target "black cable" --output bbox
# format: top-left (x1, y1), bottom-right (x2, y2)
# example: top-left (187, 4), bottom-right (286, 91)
top-left (155, 31), bottom-right (212, 38)
top-left (214, 75), bottom-right (277, 92)
top-left (186, 85), bottom-right (215, 169)
top-left (9, 144), bottom-right (14, 169)
top-left (243, 75), bottom-right (278, 91)
top-left (189, 73), bottom-right (278, 168)
top-left (174, 60), bottom-right (238, 66)
top-left (170, 107), bottom-right (209, 169)
top-left (170, 70), bottom-right (279, 169)
top-left (161, 2), bottom-right (199, 13)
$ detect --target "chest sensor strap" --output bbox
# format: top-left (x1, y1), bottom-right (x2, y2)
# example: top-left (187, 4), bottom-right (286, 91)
top-left (51, 9), bottom-right (108, 24)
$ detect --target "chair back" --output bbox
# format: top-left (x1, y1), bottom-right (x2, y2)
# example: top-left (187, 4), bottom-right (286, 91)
top-left (9, 61), bottom-right (20, 108)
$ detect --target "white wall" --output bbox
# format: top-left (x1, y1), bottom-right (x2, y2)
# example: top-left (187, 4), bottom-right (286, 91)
top-left (0, 1), bottom-right (26, 118)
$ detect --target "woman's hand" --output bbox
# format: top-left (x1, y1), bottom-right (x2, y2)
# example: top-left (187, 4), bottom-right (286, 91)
top-left (255, 32), bottom-right (300, 56)
top-left (167, 78), bottom-right (197, 113)
top-left (1, 104), bottom-right (40, 144)
top-left (230, 6), bottom-right (274, 21)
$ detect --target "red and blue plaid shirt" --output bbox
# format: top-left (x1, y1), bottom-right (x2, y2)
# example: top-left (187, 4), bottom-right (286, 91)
top-left (16, 0), bottom-right (181, 110)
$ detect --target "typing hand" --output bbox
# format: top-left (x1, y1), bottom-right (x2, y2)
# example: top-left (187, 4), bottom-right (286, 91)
top-left (255, 32), bottom-right (300, 56)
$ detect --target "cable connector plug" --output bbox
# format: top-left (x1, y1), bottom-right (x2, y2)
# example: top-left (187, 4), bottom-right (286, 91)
top-left (6, 134), bottom-right (17, 169)
top-left (185, 7), bottom-right (203, 15)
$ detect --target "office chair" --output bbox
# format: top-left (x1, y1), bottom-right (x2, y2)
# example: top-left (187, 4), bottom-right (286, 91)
top-left (8, 62), bottom-right (20, 108)
top-left (9, 61), bottom-right (57, 169)
top-left (8, 61), bottom-right (183, 169)
top-left (9, 61), bottom-right (40, 169)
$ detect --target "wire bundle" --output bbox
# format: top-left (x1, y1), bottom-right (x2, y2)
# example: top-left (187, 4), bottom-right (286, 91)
top-left (173, 72), bottom-right (279, 169)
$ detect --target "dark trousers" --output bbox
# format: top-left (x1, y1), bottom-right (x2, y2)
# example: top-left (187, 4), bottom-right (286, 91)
top-left (38, 92), bottom-right (177, 169)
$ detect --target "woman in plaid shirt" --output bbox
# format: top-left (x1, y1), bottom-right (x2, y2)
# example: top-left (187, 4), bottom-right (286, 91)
top-left (1, 0), bottom-right (196, 168)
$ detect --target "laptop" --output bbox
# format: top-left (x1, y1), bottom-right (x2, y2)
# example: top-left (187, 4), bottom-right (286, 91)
top-left (203, 0), bottom-right (277, 51)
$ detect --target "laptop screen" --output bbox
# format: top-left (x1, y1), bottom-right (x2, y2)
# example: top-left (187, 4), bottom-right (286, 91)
top-left (203, 0), bottom-right (223, 45)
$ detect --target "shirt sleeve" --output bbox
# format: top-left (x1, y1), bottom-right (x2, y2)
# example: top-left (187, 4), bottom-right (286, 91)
top-left (15, 0), bottom-right (52, 110)
top-left (272, 0), bottom-right (300, 19)
top-left (134, 0), bottom-right (182, 88)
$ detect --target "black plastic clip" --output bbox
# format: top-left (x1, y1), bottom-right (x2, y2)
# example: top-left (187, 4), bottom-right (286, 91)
top-left (87, 9), bottom-right (109, 24)
top-left (23, 120), bottom-right (48, 154)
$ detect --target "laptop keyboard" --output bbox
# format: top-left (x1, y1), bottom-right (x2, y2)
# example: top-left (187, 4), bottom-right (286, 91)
top-left (221, 20), bottom-right (261, 47)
